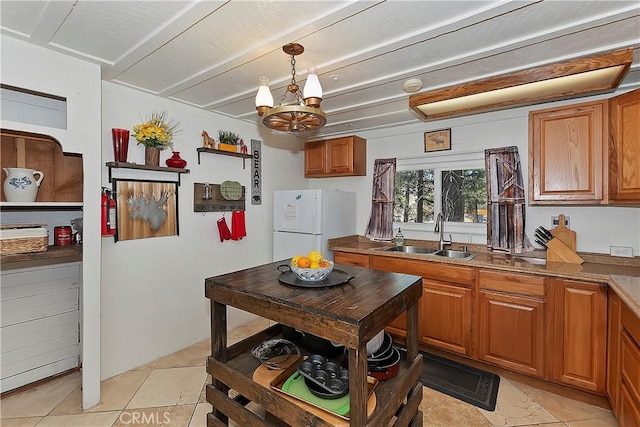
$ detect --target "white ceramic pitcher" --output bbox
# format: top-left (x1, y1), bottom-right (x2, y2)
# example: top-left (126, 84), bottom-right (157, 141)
top-left (2, 168), bottom-right (45, 202)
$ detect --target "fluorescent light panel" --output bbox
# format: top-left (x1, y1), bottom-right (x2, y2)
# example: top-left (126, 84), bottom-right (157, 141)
top-left (409, 49), bottom-right (633, 120)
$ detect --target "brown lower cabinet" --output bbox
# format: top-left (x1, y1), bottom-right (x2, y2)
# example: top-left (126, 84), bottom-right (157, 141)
top-left (477, 269), bottom-right (546, 377)
top-left (423, 280), bottom-right (472, 355)
top-left (609, 290), bottom-right (640, 425)
top-left (550, 278), bottom-right (607, 393)
top-left (368, 255), bottom-right (474, 356)
top-left (349, 252), bottom-right (611, 396)
top-left (477, 290), bottom-right (545, 377)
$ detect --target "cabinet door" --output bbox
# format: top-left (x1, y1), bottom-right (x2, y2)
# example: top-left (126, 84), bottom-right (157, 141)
top-left (551, 279), bottom-right (607, 392)
top-left (421, 280), bottom-right (472, 356)
top-left (478, 290), bottom-right (545, 377)
top-left (304, 141), bottom-right (327, 177)
top-left (327, 137), bottom-right (355, 174)
top-left (608, 291), bottom-right (622, 415)
top-left (529, 101), bottom-right (607, 204)
top-left (609, 88), bottom-right (640, 203)
top-left (304, 136), bottom-right (366, 177)
top-left (334, 251), bottom-right (369, 267)
top-left (621, 383), bottom-right (640, 427)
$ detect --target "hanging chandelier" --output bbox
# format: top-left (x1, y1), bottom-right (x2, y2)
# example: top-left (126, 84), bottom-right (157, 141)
top-left (255, 43), bottom-right (326, 132)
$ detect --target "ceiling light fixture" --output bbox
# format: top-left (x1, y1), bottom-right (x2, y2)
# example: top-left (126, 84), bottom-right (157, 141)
top-left (255, 43), bottom-right (326, 132)
top-left (409, 48), bottom-right (633, 121)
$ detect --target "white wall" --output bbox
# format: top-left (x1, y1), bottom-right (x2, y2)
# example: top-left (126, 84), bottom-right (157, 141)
top-left (309, 96), bottom-right (640, 256)
top-left (1, 35), bottom-right (102, 408)
top-left (100, 82), bottom-right (306, 379)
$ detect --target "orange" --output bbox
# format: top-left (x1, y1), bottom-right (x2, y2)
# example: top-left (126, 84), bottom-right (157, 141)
top-left (319, 259), bottom-right (331, 268)
top-left (297, 256), bottom-right (311, 268)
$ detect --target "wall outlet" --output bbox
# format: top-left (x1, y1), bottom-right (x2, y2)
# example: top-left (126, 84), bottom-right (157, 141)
top-left (610, 246), bottom-right (633, 258)
top-left (551, 216), bottom-right (569, 228)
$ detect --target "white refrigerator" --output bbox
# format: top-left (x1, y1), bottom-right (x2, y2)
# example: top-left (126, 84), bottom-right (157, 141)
top-left (273, 189), bottom-right (356, 262)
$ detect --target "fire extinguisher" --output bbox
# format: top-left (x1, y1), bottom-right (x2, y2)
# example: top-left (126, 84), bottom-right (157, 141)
top-left (101, 187), bottom-right (116, 236)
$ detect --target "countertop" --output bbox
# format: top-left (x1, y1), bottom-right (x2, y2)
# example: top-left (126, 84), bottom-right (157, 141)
top-left (330, 236), bottom-right (640, 317)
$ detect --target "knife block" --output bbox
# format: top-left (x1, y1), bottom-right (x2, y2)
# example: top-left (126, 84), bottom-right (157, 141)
top-left (546, 238), bottom-right (584, 264)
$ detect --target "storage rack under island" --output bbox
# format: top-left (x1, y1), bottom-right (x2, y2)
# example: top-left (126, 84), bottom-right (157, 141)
top-left (204, 261), bottom-right (424, 426)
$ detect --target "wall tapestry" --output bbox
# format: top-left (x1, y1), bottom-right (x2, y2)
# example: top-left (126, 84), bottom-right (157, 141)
top-left (112, 179), bottom-right (179, 242)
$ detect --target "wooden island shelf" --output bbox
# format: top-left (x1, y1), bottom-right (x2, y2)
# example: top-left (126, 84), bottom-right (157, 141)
top-left (204, 261), bottom-right (424, 427)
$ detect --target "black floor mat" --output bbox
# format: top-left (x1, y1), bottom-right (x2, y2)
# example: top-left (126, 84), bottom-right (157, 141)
top-left (419, 351), bottom-right (500, 411)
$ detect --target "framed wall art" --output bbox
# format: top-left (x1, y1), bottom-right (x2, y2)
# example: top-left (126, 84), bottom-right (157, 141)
top-left (112, 179), bottom-right (179, 242)
top-left (424, 128), bottom-right (451, 152)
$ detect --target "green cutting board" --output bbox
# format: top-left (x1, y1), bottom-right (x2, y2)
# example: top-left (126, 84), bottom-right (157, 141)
top-left (282, 372), bottom-right (350, 416)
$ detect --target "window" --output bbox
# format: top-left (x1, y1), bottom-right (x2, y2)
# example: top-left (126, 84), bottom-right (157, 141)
top-left (394, 153), bottom-right (487, 227)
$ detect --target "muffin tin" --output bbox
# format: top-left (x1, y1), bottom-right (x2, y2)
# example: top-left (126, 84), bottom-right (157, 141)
top-left (297, 354), bottom-right (349, 399)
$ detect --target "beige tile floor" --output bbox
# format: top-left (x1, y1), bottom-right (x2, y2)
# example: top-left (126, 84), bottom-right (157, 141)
top-left (1, 318), bottom-right (619, 426)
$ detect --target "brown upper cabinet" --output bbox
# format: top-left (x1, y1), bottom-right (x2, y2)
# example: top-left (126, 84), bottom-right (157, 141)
top-left (529, 88), bottom-right (640, 206)
top-left (1, 130), bottom-right (83, 203)
top-left (529, 100), bottom-right (608, 204)
top-left (609, 88), bottom-right (640, 204)
top-left (304, 135), bottom-right (366, 178)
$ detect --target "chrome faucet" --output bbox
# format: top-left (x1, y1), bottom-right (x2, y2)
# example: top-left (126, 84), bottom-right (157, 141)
top-left (434, 212), bottom-right (452, 251)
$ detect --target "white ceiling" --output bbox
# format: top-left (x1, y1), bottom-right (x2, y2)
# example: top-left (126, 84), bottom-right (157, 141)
top-left (2, 0), bottom-right (639, 139)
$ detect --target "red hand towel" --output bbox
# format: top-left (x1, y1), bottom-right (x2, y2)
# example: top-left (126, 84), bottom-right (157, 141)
top-left (217, 217), bottom-right (232, 242)
top-left (231, 210), bottom-right (247, 240)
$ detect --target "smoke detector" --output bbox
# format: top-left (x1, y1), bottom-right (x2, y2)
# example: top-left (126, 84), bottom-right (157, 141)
top-left (403, 78), bottom-right (423, 93)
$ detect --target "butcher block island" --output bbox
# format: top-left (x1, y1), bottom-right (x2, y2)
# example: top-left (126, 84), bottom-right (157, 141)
top-left (204, 261), bottom-right (423, 427)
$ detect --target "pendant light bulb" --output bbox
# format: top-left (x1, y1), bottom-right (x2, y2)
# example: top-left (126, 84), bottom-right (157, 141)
top-left (303, 66), bottom-right (322, 108)
top-left (255, 76), bottom-right (274, 116)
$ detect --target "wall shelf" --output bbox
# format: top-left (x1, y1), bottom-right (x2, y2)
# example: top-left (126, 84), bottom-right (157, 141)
top-left (105, 162), bottom-right (190, 185)
top-left (196, 147), bottom-right (252, 168)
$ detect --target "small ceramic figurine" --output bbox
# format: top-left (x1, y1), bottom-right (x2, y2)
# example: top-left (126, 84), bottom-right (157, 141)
top-left (239, 139), bottom-right (248, 154)
top-left (201, 130), bottom-right (216, 148)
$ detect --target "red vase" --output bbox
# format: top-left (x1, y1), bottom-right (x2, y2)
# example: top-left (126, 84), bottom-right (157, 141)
top-left (166, 151), bottom-right (187, 168)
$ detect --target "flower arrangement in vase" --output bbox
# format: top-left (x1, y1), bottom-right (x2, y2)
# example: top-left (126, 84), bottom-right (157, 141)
top-left (132, 111), bottom-right (181, 166)
top-left (217, 130), bottom-right (240, 153)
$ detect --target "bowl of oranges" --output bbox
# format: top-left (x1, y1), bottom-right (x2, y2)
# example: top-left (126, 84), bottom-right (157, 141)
top-left (290, 251), bottom-right (334, 281)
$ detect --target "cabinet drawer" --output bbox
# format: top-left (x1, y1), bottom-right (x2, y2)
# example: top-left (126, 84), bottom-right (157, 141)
top-left (478, 269), bottom-right (545, 296)
top-left (334, 252), bottom-right (369, 267)
top-left (622, 332), bottom-right (640, 403)
top-left (2, 311), bottom-right (78, 352)
top-left (1, 288), bottom-right (79, 326)
top-left (1, 263), bottom-right (81, 301)
top-left (1, 333), bottom-right (79, 378)
top-left (622, 303), bottom-right (640, 347)
top-left (370, 256), bottom-right (473, 286)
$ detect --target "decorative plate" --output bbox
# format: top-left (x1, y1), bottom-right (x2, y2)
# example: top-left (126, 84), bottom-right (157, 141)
top-left (220, 180), bottom-right (242, 200)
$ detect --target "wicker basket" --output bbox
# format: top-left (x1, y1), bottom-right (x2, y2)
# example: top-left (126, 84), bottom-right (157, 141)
top-left (0, 224), bottom-right (48, 255)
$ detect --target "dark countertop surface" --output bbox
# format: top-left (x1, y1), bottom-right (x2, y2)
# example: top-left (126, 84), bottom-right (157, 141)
top-left (204, 260), bottom-right (423, 345)
top-left (330, 236), bottom-right (640, 316)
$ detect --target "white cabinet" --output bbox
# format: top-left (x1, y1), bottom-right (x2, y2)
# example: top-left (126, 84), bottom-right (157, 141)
top-left (1, 262), bottom-right (81, 393)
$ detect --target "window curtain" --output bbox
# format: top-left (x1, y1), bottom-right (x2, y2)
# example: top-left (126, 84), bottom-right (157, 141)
top-left (485, 146), bottom-right (533, 254)
top-left (365, 158), bottom-right (396, 240)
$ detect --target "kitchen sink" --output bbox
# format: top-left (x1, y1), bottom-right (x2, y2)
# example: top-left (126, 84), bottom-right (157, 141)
top-left (381, 246), bottom-right (438, 254)
top-left (432, 249), bottom-right (477, 260)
